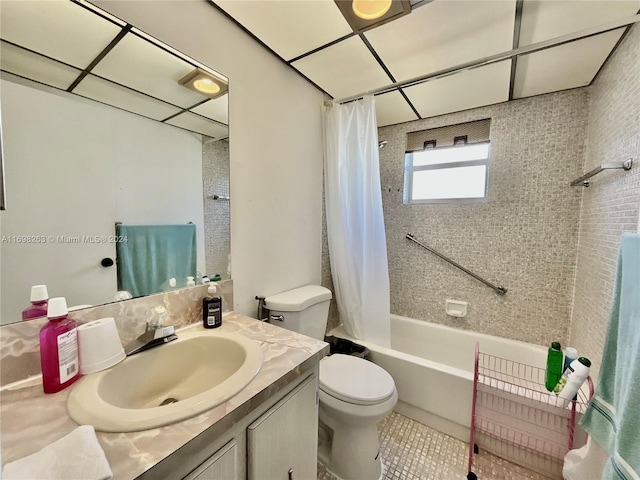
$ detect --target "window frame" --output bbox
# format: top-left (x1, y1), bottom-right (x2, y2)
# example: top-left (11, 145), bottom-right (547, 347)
top-left (403, 141), bottom-right (490, 205)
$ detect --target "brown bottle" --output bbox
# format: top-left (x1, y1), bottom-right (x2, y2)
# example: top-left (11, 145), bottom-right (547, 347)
top-left (203, 284), bottom-right (222, 329)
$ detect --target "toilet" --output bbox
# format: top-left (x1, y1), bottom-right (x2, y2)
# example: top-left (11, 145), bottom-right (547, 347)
top-left (265, 285), bottom-right (398, 480)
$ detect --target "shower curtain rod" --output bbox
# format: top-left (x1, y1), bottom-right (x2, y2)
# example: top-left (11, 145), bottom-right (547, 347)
top-left (336, 14), bottom-right (640, 104)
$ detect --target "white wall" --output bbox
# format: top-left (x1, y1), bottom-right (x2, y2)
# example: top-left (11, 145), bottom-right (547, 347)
top-left (95, 1), bottom-right (326, 315)
top-left (110, 110), bottom-right (205, 271)
top-left (0, 78), bottom-right (205, 323)
top-left (2, 79), bottom-right (116, 322)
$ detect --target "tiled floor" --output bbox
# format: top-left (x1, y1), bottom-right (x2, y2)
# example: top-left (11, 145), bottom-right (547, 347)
top-left (317, 412), bottom-right (551, 480)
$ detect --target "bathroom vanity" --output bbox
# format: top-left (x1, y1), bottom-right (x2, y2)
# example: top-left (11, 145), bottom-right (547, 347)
top-left (0, 314), bottom-right (329, 479)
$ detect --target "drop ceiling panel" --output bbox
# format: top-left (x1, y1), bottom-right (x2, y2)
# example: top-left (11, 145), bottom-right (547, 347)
top-left (519, 0), bottom-right (640, 45)
top-left (375, 91), bottom-right (419, 127)
top-left (0, 0), bottom-right (122, 69)
top-left (405, 61), bottom-right (511, 119)
top-left (191, 95), bottom-right (229, 125)
top-left (292, 36), bottom-right (391, 100)
top-left (365, 0), bottom-right (516, 82)
top-left (166, 112), bottom-right (229, 139)
top-left (73, 74), bottom-right (182, 121)
top-left (0, 42), bottom-right (81, 90)
top-left (91, 33), bottom-right (206, 108)
top-left (514, 29), bottom-right (625, 99)
top-left (213, 0), bottom-right (352, 61)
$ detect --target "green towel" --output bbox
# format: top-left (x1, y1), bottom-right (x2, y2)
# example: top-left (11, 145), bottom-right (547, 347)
top-left (115, 224), bottom-right (197, 298)
top-left (580, 233), bottom-right (640, 480)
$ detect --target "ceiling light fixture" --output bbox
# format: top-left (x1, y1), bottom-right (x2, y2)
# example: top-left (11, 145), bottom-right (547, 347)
top-left (352, 0), bottom-right (392, 20)
top-left (335, 0), bottom-right (411, 32)
top-left (179, 68), bottom-right (228, 99)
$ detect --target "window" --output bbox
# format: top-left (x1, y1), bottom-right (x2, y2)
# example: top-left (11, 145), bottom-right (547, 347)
top-left (403, 119), bottom-right (490, 204)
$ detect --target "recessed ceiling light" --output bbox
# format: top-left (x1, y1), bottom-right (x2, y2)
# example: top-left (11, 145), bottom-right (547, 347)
top-left (352, 0), bottom-right (392, 20)
top-left (193, 78), bottom-right (220, 95)
top-left (334, 0), bottom-right (411, 32)
top-left (179, 68), bottom-right (228, 99)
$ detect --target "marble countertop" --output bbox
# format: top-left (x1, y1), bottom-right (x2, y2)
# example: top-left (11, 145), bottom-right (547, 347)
top-left (0, 313), bottom-right (329, 479)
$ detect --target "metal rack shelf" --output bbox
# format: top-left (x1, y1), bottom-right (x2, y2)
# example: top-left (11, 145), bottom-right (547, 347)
top-left (467, 343), bottom-right (594, 480)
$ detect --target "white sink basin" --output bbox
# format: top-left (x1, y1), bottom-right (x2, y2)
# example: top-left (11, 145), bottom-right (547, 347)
top-left (67, 329), bottom-right (263, 432)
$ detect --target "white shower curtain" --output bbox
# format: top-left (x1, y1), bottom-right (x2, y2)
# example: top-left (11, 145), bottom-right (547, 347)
top-left (323, 95), bottom-right (391, 348)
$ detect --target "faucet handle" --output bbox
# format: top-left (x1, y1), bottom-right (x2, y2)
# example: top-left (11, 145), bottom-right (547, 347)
top-left (153, 325), bottom-right (176, 339)
top-left (146, 305), bottom-right (168, 329)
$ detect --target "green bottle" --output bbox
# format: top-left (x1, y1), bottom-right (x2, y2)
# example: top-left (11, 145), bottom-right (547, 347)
top-left (545, 342), bottom-right (564, 391)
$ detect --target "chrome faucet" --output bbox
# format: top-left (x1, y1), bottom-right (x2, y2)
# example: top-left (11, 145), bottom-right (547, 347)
top-left (124, 306), bottom-right (178, 356)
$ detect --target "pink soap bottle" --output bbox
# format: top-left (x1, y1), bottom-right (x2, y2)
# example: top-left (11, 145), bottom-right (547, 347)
top-left (39, 297), bottom-right (80, 394)
top-left (22, 285), bottom-right (49, 321)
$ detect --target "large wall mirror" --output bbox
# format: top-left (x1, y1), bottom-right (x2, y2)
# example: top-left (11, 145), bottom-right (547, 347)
top-left (0, 0), bottom-right (230, 325)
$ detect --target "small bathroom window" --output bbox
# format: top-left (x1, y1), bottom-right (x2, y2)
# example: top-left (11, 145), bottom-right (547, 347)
top-left (404, 119), bottom-right (490, 204)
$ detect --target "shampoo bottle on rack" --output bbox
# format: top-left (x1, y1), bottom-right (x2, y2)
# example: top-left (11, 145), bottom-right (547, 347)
top-left (563, 347), bottom-right (578, 372)
top-left (553, 357), bottom-right (591, 408)
top-left (563, 346), bottom-right (579, 400)
top-left (39, 297), bottom-right (80, 393)
top-left (22, 285), bottom-right (49, 320)
top-left (545, 342), bottom-right (564, 391)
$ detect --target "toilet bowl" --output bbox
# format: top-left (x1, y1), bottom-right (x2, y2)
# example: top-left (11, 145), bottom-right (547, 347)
top-left (318, 354), bottom-right (398, 480)
top-left (264, 285), bottom-right (397, 480)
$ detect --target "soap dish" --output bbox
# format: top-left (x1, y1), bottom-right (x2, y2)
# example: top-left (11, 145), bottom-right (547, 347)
top-left (445, 299), bottom-right (468, 318)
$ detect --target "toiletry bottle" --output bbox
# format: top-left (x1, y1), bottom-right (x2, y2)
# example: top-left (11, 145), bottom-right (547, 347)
top-left (202, 283), bottom-right (222, 329)
top-left (186, 276), bottom-right (196, 287)
top-left (563, 346), bottom-right (579, 400)
top-left (39, 297), bottom-right (80, 393)
top-left (22, 284), bottom-right (49, 320)
top-left (545, 342), bottom-right (563, 391)
top-left (553, 357), bottom-right (591, 408)
top-left (563, 347), bottom-right (578, 372)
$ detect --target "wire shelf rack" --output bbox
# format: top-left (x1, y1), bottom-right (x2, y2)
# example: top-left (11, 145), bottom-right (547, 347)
top-left (467, 342), bottom-right (594, 480)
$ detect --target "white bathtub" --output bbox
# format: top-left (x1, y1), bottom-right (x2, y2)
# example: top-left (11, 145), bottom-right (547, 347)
top-left (330, 314), bottom-right (548, 442)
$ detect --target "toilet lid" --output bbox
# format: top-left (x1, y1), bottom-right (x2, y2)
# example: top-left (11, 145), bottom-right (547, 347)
top-left (319, 354), bottom-right (396, 406)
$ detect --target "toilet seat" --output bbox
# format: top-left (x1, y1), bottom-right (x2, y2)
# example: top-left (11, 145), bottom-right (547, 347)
top-left (320, 354), bottom-right (396, 406)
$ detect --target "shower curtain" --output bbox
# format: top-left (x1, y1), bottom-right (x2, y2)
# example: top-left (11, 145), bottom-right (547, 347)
top-left (323, 95), bottom-right (391, 348)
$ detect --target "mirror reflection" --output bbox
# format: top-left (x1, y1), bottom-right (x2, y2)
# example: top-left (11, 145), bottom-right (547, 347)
top-left (0, 0), bottom-right (230, 325)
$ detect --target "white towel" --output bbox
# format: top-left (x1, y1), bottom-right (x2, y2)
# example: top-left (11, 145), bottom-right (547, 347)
top-left (2, 425), bottom-right (112, 480)
top-left (563, 436), bottom-right (609, 480)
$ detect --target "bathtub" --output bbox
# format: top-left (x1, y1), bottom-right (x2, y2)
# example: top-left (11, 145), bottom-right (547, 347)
top-left (329, 314), bottom-right (549, 442)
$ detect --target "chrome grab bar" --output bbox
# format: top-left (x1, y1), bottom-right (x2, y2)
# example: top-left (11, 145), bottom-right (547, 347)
top-left (569, 158), bottom-right (633, 187)
top-left (406, 233), bottom-right (507, 296)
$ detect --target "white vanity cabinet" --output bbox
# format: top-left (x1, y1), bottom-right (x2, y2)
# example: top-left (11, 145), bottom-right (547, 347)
top-left (247, 374), bottom-right (319, 480)
top-left (171, 371), bottom-right (319, 480)
top-left (183, 439), bottom-right (241, 480)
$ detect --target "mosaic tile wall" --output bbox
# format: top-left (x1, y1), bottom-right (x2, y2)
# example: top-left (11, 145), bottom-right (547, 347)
top-left (376, 90), bottom-right (588, 346)
top-left (569, 25), bottom-right (640, 379)
top-left (203, 138), bottom-right (231, 280)
top-left (320, 90), bottom-right (589, 345)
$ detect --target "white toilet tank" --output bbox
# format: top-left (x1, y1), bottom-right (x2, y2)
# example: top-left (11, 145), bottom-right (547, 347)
top-left (264, 285), bottom-right (332, 340)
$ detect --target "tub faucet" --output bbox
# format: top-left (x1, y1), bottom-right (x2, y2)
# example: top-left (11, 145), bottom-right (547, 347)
top-left (124, 306), bottom-right (178, 356)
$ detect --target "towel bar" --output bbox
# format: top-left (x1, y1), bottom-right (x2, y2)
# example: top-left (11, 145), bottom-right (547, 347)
top-left (570, 158), bottom-right (633, 187)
